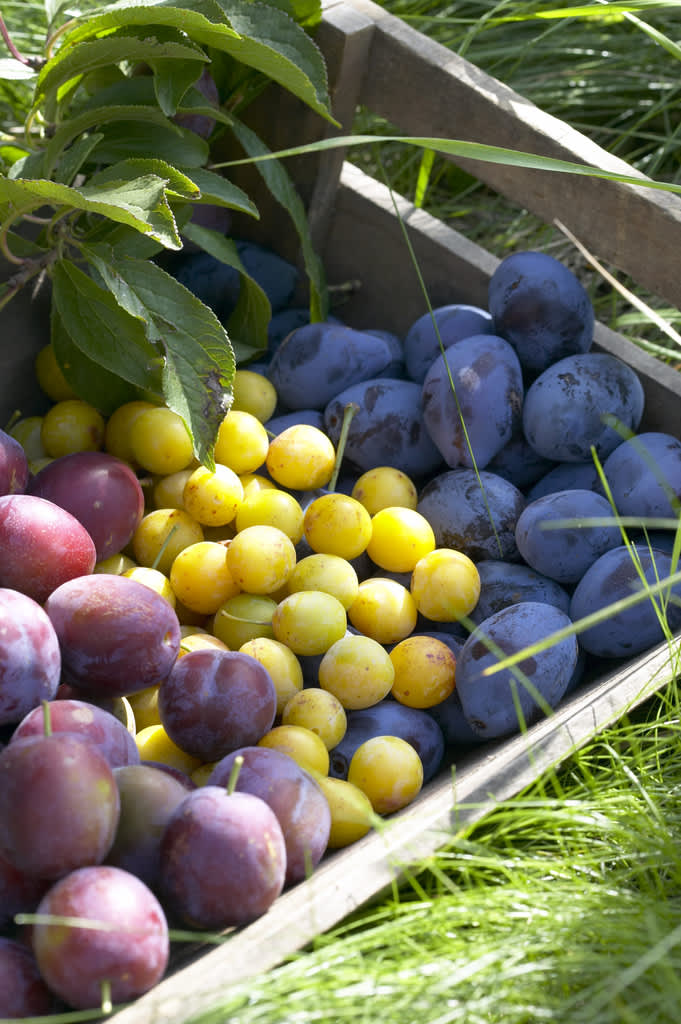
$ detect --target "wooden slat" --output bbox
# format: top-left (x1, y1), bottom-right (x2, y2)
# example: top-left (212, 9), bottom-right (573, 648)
top-left (341, 0), bottom-right (681, 313)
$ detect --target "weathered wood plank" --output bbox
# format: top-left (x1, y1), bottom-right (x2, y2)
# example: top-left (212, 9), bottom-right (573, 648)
top-left (341, 0), bottom-right (681, 313)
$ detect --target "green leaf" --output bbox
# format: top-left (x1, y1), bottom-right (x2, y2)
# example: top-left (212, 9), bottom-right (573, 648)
top-left (87, 119), bottom-right (210, 169)
top-left (45, 0), bottom-right (73, 25)
top-left (90, 158), bottom-right (201, 200)
top-left (190, 0), bottom-right (335, 123)
top-left (6, 150), bottom-right (47, 181)
top-left (181, 220), bottom-right (270, 363)
top-left (42, 103), bottom-right (195, 178)
top-left (58, 1), bottom-right (334, 122)
top-left (0, 173), bottom-right (182, 248)
top-left (82, 247), bottom-right (235, 466)
top-left (262, 0), bottom-right (322, 29)
top-left (54, 133), bottom-right (104, 185)
top-left (151, 56), bottom-right (208, 118)
top-left (230, 115), bottom-right (328, 320)
top-left (51, 259), bottom-right (164, 397)
top-left (51, 305), bottom-right (145, 414)
top-left (32, 31), bottom-right (209, 118)
top-left (175, 165), bottom-right (258, 215)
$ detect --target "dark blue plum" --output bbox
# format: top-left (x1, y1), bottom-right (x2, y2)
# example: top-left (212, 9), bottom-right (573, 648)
top-left (404, 304), bottom-right (495, 384)
top-left (421, 334), bottom-right (523, 469)
top-left (515, 489), bottom-right (621, 584)
top-left (417, 468), bottom-right (526, 562)
top-left (267, 309), bottom-right (345, 354)
top-left (172, 251), bottom-right (240, 321)
top-left (364, 329), bottom-right (405, 377)
top-left (425, 689), bottom-right (486, 749)
top-left (324, 378), bottom-right (444, 478)
top-left (265, 409), bottom-right (326, 434)
top-left (602, 432), bottom-right (681, 519)
top-left (569, 544), bottom-right (681, 658)
top-left (328, 701), bottom-right (445, 784)
top-left (525, 460), bottom-right (604, 502)
top-left (236, 240), bottom-right (298, 313)
top-left (486, 429), bottom-right (556, 492)
top-left (488, 250), bottom-right (595, 373)
top-left (469, 560), bottom-right (571, 626)
top-left (522, 352), bottom-right (645, 462)
top-left (268, 323), bottom-right (393, 410)
top-left (456, 602), bottom-right (579, 740)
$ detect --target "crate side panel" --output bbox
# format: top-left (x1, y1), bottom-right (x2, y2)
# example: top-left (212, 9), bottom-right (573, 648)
top-left (346, 0), bottom-right (681, 313)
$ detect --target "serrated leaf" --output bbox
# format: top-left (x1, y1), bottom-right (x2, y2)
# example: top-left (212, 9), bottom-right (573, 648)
top-left (43, 103), bottom-right (189, 178)
top-left (230, 114), bottom-right (328, 320)
top-left (82, 248), bottom-right (235, 465)
top-left (263, 0), bottom-right (321, 28)
top-left (7, 151), bottom-right (47, 180)
top-left (51, 305), bottom-right (145, 414)
top-left (58, 1), bottom-right (334, 122)
top-left (32, 31), bottom-right (209, 117)
top-left (54, 133), bottom-right (104, 185)
top-left (52, 259), bottom-right (164, 397)
top-left (175, 165), bottom-right (257, 215)
top-left (0, 59), bottom-right (38, 82)
top-left (186, 0), bottom-right (335, 123)
top-left (151, 56), bottom-right (207, 118)
top-left (0, 173), bottom-right (182, 248)
top-left (181, 220), bottom-right (269, 363)
top-left (90, 158), bottom-right (201, 200)
top-left (87, 120), bottom-right (210, 168)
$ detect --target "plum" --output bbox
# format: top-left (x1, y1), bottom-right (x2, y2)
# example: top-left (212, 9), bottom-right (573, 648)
top-left (469, 560), bottom-right (571, 625)
top-left (0, 937), bottom-right (54, 1018)
top-left (570, 544), bottom-right (681, 658)
top-left (0, 493), bottom-right (97, 604)
top-left (514, 489), bottom-right (621, 584)
top-left (403, 303), bottom-right (495, 384)
top-left (158, 648), bottom-right (278, 761)
top-left (0, 731), bottom-right (120, 880)
top-left (421, 333), bottom-right (523, 469)
top-left (0, 588), bottom-right (61, 726)
top-left (601, 431), bottom-right (681, 518)
top-left (32, 865), bottom-right (169, 1009)
top-left (159, 786), bottom-right (287, 928)
top-left (417, 468), bottom-right (526, 562)
top-left (0, 426), bottom-right (29, 496)
top-left (328, 701), bottom-right (446, 784)
top-left (28, 450), bottom-right (145, 561)
top-left (268, 323), bottom-right (394, 410)
top-left (324, 377), bottom-right (443, 479)
top-left (11, 698), bottom-right (140, 769)
top-left (456, 602), bottom-right (579, 739)
top-left (208, 746), bottom-right (331, 886)
top-left (522, 352), bottom-right (645, 462)
top-left (488, 249), bottom-right (595, 373)
top-left (45, 573), bottom-right (181, 698)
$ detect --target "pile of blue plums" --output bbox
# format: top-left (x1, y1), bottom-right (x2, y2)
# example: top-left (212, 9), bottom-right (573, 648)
top-left (171, 244), bottom-right (681, 749)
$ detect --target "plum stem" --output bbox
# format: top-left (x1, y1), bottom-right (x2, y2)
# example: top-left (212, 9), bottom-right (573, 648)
top-left (328, 402), bottom-right (359, 492)
top-left (41, 698), bottom-right (52, 737)
top-left (100, 980), bottom-right (113, 1015)
top-left (226, 754), bottom-right (244, 795)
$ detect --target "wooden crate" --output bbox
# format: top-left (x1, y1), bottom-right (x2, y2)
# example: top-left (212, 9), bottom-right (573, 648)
top-left (7, 1), bottom-right (681, 1020)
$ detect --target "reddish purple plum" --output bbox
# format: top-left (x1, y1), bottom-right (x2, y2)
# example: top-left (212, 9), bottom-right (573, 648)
top-left (0, 493), bottom-right (97, 603)
top-left (45, 573), bottom-right (181, 698)
top-left (0, 937), bottom-right (54, 1018)
top-left (0, 427), bottom-right (29, 496)
top-left (159, 786), bottom-right (287, 929)
top-left (32, 865), bottom-right (169, 1009)
top-left (0, 588), bottom-right (61, 726)
top-left (0, 731), bottom-right (120, 880)
top-left (11, 698), bottom-right (140, 769)
top-left (208, 746), bottom-right (331, 886)
top-left (158, 649), bottom-right (277, 761)
top-left (28, 451), bottom-right (145, 561)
